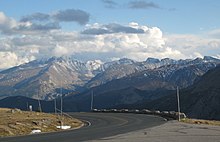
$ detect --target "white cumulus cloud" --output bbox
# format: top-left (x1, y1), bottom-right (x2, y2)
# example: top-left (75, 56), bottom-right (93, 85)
top-left (0, 52), bottom-right (34, 69)
top-left (0, 11), bottom-right (220, 69)
top-left (0, 12), bottom-right (17, 34)
top-left (165, 33), bottom-right (220, 59)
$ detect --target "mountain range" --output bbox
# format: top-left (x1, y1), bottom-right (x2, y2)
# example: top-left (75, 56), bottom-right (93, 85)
top-left (0, 57), bottom-right (103, 100)
top-left (0, 56), bottom-right (219, 100)
top-left (0, 56), bottom-right (220, 120)
top-left (143, 65), bottom-right (220, 120)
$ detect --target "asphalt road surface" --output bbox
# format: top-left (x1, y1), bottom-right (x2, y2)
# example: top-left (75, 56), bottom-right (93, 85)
top-left (0, 112), bottom-right (166, 142)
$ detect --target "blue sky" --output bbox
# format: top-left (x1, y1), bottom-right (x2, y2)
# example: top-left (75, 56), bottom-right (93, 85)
top-left (0, 0), bottom-right (220, 69)
top-left (1, 0), bottom-right (219, 33)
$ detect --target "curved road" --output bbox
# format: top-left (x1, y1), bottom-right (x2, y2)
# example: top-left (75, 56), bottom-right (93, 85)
top-left (0, 113), bottom-right (166, 142)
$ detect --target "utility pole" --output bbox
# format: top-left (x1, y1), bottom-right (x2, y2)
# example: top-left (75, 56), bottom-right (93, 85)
top-left (54, 98), bottom-right (57, 114)
top-left (60, 94), bottom-right (63, 117)
top-left (90, 90), bottom-right (94, 111)
top-left (38, 90), bottom-right (42, 112)
top-left (60, 83), bottom-right (63, 128)
top-left (26, 102), bottom-right (29, 111)
top-left (177, 86), bottom-right (181, 121)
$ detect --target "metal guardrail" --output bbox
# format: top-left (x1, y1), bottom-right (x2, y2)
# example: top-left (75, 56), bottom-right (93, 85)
top-left (92, 109), bottom-right (186, 120)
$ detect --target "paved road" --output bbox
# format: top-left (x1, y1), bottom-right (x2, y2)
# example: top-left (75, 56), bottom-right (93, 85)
top-left (91, 120), bottom-right (220, 142)
top-left (0, 112), bottom-right (166, 142)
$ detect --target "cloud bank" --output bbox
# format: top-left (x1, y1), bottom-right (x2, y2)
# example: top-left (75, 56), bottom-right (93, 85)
top-left (21, 9), bottom-right (90, 25)
top-left (81, 23), bottom-right (145, 35)
top-left (0, 11), bottom-right (220, 69)
top-left (0, 9), bottom-right (89, 35)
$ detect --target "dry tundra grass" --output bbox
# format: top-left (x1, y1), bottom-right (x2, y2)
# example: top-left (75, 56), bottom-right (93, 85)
top-left (0, 108), bottom-right (83, 137)
top-left (181, 118), bottom-right (220, 126)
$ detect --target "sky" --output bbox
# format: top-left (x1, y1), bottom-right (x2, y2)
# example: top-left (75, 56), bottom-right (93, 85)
top-left (0, 0), bottom-right (220, 69)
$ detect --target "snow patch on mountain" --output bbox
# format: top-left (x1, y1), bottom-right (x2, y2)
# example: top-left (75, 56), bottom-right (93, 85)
top-left (0, 56), bottom-right (220, 100)
top-left (86, 60), bottom-right (103, 71)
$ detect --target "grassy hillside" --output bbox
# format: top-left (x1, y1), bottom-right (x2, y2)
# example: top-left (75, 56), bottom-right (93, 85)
top-left (0, 108), bottom-right (83, 137)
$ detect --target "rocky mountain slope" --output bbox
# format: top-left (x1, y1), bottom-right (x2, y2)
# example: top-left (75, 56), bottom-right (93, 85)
top-left (144, 65), bottom-right (220, 120)
top-left (0, 56), bottom-right (219, 101)
top-left (84, 56), bottom-right (220, 97)
top-left (1, 65), bottom-right (220, 120)
top-left (61, 56), bottom-right (220, 112)
top-left (0, 57), bottom-right (103, 100)
top-left (86, 56), bottom-right (220, 90)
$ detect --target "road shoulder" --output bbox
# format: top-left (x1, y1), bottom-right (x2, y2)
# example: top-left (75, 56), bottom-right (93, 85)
top-left (90, 120), bottom-right (220, 142)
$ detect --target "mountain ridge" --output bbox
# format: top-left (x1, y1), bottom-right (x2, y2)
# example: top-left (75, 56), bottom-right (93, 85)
top-left (0, 56), bottom-right (219, 100)
top-left (1, 64), bottom-right (220, 120)
top-left (142, 65), bottom-right (220, 120)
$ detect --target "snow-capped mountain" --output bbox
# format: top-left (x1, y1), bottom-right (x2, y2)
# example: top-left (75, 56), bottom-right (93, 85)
top-left (0, 57), bottom-right (103, 100)
top-left (0, 56), bottom-right (219, 100)
top-left (86, 56), bottom-right (220, 89)
top-left (64, 57), bottom-right (220, 112)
